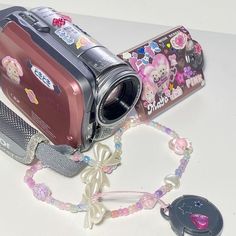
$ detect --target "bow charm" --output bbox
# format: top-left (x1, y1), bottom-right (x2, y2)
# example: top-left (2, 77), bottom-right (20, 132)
top-left (81, 143), bottom-right (121, 189)
top-left (81, 183), bottom-right (106, 229)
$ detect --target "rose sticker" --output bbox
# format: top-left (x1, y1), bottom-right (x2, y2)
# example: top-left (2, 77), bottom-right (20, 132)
top-left (170, 32), bottom-right (188, 50)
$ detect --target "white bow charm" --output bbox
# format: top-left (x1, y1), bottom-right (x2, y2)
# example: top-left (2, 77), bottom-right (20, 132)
top-left (82, 183), bottom-right (106, 229)
top-left (81, 143), bottom-right (121, 189)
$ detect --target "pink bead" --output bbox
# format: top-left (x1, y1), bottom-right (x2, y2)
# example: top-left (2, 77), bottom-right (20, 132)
top-left (33, 184), bottom-right (51, 201)
top-left (123, 208), bottom-right (129, 216)
top-left (111, 210), bottom-right (119, 218)
top-left (169, 138), bottom-right (189, 155)
top-left (35, 162), bottom-right (43, 169)
top-left (26, 178), bottom-right (35, 188)
top-left (71, 153), bottom-right (82, 161)
top-left (30, 166), bottom-right (37, 172)
top-left (25, 170), bottom-right (33, 177)
top-left (24, 176), bottom-right (29, 183)
top-left (118, 209), bottom-right (123, 216)
top-left (140, 194), bottom-right (157, 209)
top-left (136, 202), bottom-right (143, 210)
top-left (58, 203), bottom-right (66, 210)
top-left (64, 203), bottom-right (72, 211)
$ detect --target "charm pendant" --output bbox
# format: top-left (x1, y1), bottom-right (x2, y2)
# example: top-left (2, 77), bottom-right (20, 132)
top-left (161, 195), bottom-right (223, 236)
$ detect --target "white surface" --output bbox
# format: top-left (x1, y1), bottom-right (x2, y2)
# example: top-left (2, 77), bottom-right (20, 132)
top-left (0, 1), bottom-right (236, 35)
top-left (0, 5), bottom-right (236, 236)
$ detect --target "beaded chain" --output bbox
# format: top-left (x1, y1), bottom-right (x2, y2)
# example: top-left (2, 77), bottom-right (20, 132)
top-left (24, 116), bottom-right (193, 229)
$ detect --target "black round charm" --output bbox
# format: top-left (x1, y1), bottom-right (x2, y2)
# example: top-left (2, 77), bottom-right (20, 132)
top-left (161, 195), bottom-right (223, 236)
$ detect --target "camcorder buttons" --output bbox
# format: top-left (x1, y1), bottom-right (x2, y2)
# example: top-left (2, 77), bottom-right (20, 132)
top-left (33, 22), bottom-right (50, 33)
top-left (19, 12), bottom-right (38, 24)
top-left (19, 12), bottom-right (50, 33)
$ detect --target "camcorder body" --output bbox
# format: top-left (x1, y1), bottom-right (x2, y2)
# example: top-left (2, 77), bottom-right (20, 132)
top-left (0, 6), bottom-right (204, 177)
top-left (0, 6), bottom-right (142, 151)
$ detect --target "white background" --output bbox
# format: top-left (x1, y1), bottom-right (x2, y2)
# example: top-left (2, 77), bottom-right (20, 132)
top-left (0, 2), bottom-right (236, 236)
top-left (0, 0), bottom-right (236, 35)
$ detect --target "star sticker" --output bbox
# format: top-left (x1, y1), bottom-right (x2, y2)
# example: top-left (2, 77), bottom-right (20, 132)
top-left (161, 42), bottom-right (165, 48)
top-left (178, 203), bottom-right (193, 215)
top-left (194, 201), bottom-right (203, 208)
top-left (169, 83), bottom-right (174, 91)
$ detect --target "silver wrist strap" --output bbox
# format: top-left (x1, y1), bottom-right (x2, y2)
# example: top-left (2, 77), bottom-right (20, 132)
top-left (0, 101), bottom-right (86, 177)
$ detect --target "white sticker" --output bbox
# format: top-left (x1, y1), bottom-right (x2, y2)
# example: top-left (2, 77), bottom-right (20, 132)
top-left (30, 64), bottom-right (55, 90)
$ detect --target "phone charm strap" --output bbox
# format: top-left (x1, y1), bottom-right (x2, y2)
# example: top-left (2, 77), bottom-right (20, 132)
top-left (24, 117), bottom-right (223, 235)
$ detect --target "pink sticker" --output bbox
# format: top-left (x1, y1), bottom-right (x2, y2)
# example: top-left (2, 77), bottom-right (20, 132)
top-left (25, 88), bottom-right (39, 105)
top-left (2, 56), bottom-right (23, 84)
top-left (170, 32), bottom-right (188, 50)
top-left (190, 214), bottom-right (209, 230)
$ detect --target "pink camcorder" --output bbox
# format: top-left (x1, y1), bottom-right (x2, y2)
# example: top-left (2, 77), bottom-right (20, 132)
top-left (0, 6), bottom-right (204, 177)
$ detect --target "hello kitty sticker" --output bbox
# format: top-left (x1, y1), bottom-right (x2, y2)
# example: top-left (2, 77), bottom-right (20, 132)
top-left (1, 56), bottom-right (23, 84)
top-left (119, 26), bottom-right (204, 121)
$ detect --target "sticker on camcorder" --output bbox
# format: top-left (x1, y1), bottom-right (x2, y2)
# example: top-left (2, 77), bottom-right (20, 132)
top-left (52, 14), bottom-right (72, 27)
top-left (1, 56), bottom-right (23, 84)
top-left (25, 88), bottom-right (39, 105)
top-left (118, 26), bottom-right (205, 121)
top-left (55, 27), bottom-right (75, 45)
top-left (76, 37), bottom-right (92, 49)
top-left (28, 61), bottom-right (61, 94)
top-left (170, 32), bottom-right (188, 50)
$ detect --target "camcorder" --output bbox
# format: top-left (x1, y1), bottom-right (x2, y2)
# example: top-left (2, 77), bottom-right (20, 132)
top-left (0, 6), bottom-right (204, 177)
top-left (0, 6), bottom-right (142, 176)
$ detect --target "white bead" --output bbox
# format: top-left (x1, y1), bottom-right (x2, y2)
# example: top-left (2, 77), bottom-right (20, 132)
top-left (164, 174), bottom-right (180, 189)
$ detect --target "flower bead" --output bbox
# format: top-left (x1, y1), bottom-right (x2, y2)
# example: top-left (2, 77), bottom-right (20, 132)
top-left (169, 137), bottom-right (193, 155)
top-left (81, 143), bottom-right (121, 190)
top-left (33, 183), bottom-right (51, 201)
top-left (139, 194), bottom-right (157, 209)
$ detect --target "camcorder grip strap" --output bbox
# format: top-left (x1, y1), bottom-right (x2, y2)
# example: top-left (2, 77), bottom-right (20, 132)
top-left (0, 100), bottom-right (39, 163)
top-left (0, 101), bottom-right (86, 176)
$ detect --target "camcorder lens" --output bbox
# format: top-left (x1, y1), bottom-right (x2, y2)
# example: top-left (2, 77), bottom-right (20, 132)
top-left (104, 83), bottom-right (123, 106)
top-left (100, 76), bottom-right (140, 124)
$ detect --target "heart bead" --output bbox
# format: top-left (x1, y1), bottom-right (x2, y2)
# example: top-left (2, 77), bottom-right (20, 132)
top-left (190, 214), bottom-right (209, 230)
top-left (164, 174), bottom-right (180, 189)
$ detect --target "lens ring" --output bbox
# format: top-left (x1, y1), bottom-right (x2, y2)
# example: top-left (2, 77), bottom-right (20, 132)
top-left (97, 73), bottom-right (141, 126)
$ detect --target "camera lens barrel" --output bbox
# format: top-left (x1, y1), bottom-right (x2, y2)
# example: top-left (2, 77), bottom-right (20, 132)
top-left (96, 65), bottom-right (141, 126)
top-left (79, 46), bottom-right (142, 127)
